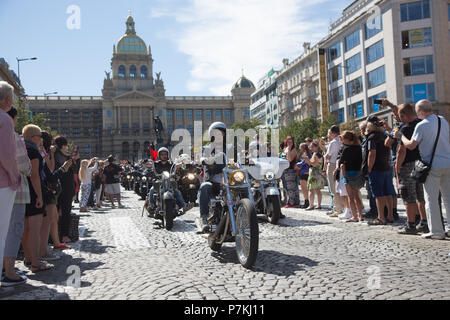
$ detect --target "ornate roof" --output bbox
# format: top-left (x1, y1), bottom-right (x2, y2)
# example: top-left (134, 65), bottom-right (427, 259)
top-left (116, 13), bottom-right (147, 55)
top-left (233, 75), bottom-right (255, 90)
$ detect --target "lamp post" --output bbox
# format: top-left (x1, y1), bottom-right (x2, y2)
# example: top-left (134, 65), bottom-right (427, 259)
top-left (16, 57), bottom-right (37, 116)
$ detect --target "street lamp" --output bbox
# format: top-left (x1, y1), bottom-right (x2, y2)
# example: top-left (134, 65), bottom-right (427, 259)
top-left (16, 57), bottom-right (37, 112)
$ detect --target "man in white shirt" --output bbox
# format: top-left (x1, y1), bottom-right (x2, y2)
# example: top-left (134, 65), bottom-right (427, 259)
top-left (398, 100), bottom-right (450, 240)
top-left (325, 125), bottom-right (344, 216)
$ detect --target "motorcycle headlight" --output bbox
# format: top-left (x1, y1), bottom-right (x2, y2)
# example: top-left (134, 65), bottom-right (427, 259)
top-left (232, 171), bottom-right (245, 184)
top-left (127, 175), bottom-right (131, 180)
top-left (187, 173), bottom-right (195, 181)
top-left (163, 171), bottom-right (170, 179)
top-left (136, 177), bottom-right (141, 181)
top-left (142, 176), bottom-right (147, 182)
top-left (265, 171), bottom-right (275, 181)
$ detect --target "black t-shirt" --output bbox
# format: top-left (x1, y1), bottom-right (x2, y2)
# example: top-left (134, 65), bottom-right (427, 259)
top-left (365, 131), bottom-right (390, 172)
top-left (103, 163), bottom-right (122, 184)
top-left (26, 145), bottom-right (43, 198)
top-left (401, 118), bottom-right (422, 164)
top-left (154, 161), bottom-right (172, 174)
top-left (339, 144), bottom-right (362, 171)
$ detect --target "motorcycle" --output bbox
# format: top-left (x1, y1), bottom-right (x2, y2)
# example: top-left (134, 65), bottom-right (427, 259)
top-left (244, 157), bottom-right (289, 225)
top-left (139, 168), bottom-right (153, 200)
top-left (177, 163), bottom-right (201, 204)
top-left (146, 157), bottom-right (187, 231)
top-left (203, 154), bottom-right (259, 269)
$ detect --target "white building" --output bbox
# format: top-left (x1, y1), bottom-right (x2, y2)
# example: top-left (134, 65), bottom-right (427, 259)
top-left (277, 43), bottom-right (324, 127)
top-left (319, 0), bottom-right (450, 125)
top-left (250, 68), bottom-right (280, 128)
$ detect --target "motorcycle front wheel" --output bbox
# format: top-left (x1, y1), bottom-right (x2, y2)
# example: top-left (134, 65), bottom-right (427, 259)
top-left (234, 199), bottom-right (259, 269)
top-left (266, 195), bottom-right (281, 225)
top-left (164, 199), bottom-right (175, 231)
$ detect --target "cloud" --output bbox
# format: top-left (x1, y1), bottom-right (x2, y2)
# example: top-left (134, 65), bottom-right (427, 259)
top-left (151, 0), bottom-right (343, 95)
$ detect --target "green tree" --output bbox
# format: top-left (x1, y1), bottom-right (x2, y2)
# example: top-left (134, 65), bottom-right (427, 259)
top-left (318, 115), bottom-right (338, 138)
top-left (14, 99), bottom-right (55, 136)
top-left (280, 117), bottom-right (320, 146)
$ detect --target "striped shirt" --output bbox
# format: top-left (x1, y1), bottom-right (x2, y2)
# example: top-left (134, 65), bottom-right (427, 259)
top-left (14, 133), bottom-right (31, 204)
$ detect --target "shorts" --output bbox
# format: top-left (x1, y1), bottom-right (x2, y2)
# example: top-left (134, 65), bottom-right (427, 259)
top-left (368, 170), bottom-right (393, 198)
top-left (299, 174), bottom-right (309, 181)
top-left (343, 170), bottom-right (365, 190)
top-left (398, 162), bottom-right (425, 204)
top-left (105, 183), bottom-right (121, 195)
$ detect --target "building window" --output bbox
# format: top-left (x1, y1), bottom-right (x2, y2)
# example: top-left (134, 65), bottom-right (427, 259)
top-left (405, 83), bottom-right (435, 103)
top-left (366, 40), bottom-right (384, 64)
top-left (83, 112), bottom-right (91, 121)
top-left (62, 128), bottom-right (69, 136)
top-left (186, 109), bottom-right (193, 120)
top-left (329, 86), bottom-right (343, 105)
top-left (196, 110), bottom-right (203, 119)
top-left (206, 110), bottom-right (212, 120)
top-left (132, 123), bottom-right (139, 136)
top-left (118, 65), bottom-right (126, 78)
top-left (140, 66), bottom-right (148, 79)
top-left (94, 111), bottom-right (102, 120)
top-left (72, 112), bottom-right (80, 120)
top-left (83, 128), bottom-right (90, 136)
top-left (365, 14), bottom-right (383, 39)
top-left (338, 108), bottom-right (344, 124)
top-left (121, 123), bottom-right (129, 135)
top-left (167, 110), bottom-right (173, 120)
top-left (403, 55), bottom-right (433, 76)
top-left (345, 30), bottom-right (360, 52)
top-left (346, 53), bottom-right (362, 75)
top-left (215, 109), bottom-right (222, 119)
top-left (367, 66), bottom-right (386, 89)
top-left (402, 28), bottom-right (432, 49)
top-left (329, 64), bottom-right (342, 83)
top-left (176, 109), bottom-right (183, 119)
top-left (84, 144), bottom-right (91, 154)
top-left (368, 91), bottom-right (387, 114)
top-left (143, 123), bottom-right (150, 135)
top-left (94, 127), bottom-right (100, 136)
top-left (130, 65), bottom-right (137, 78)
top-left (328, 42), bottom-right (341, 61)
top-left (347, 77), bottom-right (363, 97)
top-left (158, 109), bottom-right (163, 118)
top-left (245, 108), bottom-right (250, 118)
top-left (187, 125), bottom-right (194, 136)
top-left (401, 0), bottom-right (430, 22)
top-left (225, 110), bottom-right (232, 120)
top-left (348, 101), bottom-right (365, 119)
top-left (72, 128), bottom-right (80, 137)
top-left (167, 125), bottom-right (174, 135)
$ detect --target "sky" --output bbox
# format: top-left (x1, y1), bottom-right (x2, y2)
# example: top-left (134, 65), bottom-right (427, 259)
top-left (0, 0), bottom-right (354, 97)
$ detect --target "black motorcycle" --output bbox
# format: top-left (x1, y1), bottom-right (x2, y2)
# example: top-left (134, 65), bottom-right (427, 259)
top-left (177, 164), bottom-right (200, 204)
top-left (139, 168), bottom-right (153, 200)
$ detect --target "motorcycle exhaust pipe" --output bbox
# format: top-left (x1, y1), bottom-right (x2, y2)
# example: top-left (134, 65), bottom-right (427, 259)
top-left (212, 213), bottom-right (228, 240)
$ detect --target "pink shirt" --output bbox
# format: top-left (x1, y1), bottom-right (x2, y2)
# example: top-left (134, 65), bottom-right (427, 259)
top-left (0, 108), bottom-right (21, 190)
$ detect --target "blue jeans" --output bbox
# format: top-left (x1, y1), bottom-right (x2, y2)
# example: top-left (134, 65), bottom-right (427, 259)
top-left (199, 182), bottom-right (214, 218)
top-left (148, 187), bottom-right (185, 208)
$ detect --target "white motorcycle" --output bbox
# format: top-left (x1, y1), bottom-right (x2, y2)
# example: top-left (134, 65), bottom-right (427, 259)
top-left (243, 157), bottom-right (289, 225)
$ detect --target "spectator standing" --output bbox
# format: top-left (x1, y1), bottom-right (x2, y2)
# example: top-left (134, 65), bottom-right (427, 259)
top-left (398, 100), bottom-right (450, 240)
top-left (364, 116), bottom-right (394, 225)
top-left (103, 156), bottom-right (124, 208)
top-left (2, 106), bottom-right (29, 287)
top-left (325, 126), bottom-right (344, 217)
top-left (282, 137), bottom-right (300, 208)
top-left (78, 158), bottom-right (98, 212)
top-left (359, 121), bottom-right (377, 218)
top-left (338, 131), bottom-right (365, 222)
top-left (304, 142), bottom-right (325, 210)
top-left (297, 143), bottom-right (310, 209)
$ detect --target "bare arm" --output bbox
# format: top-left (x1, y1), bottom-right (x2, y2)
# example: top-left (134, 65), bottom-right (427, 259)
top-left (368, 150), bottom-right (376, 173)
top-left (30, 159), bottom-right (43, 208)
top-left (396, 144), bottom-right (406, 173)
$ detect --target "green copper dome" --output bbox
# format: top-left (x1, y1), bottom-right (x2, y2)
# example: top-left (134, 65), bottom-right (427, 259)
top-left (117, 14), bottom-right (147, 55)
top-left (233, 76), bottom-right (255, 90)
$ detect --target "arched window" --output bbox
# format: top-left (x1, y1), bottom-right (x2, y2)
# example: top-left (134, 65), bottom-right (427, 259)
top-left (140, 66), bottom-right (148, 79)
top-left (133, 141), bottom-right (140, 162)
top-left (130, 65), bottom-right (137, 78)
top-left (118, 65), bottom-right (126, 79)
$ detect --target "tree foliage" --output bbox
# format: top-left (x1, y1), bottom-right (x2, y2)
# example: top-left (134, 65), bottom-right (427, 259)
top-left (14, 99), bottom-right (55, 136)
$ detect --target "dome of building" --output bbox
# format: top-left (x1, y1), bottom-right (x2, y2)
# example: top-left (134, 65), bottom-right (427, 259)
top-left (116, 14), bottom-right (147, 55)
top-left (233, 75), bottom-right (255, 90)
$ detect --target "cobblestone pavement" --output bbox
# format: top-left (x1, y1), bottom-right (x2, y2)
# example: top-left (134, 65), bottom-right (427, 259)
top-left (2, 188), bottom-right (450, 300)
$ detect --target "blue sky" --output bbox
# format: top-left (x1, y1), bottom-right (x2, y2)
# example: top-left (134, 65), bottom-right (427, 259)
top-left (0, 0), bottom-right (353, 97)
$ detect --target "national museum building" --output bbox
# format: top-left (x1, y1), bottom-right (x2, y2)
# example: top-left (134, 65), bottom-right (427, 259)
top-left (27, 14), bottom-right (255, 161)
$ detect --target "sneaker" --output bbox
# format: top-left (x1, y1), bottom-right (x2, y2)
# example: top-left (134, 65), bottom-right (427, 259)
top-left (196, 217), bottom-right (209, 233)
top-left (398, 225), bottom-right (418, 235)
top-left (421, 233), bottom-right (446, 240)
top-left (416, 221), bottom-right (429, 233)
top-left (1, 275), bottom-right (27, 287)
top-left (339, 210), bottom-right (353, 220)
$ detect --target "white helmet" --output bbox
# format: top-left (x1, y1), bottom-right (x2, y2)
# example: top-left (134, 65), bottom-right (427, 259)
top-left (157, 147), bottom-right (169, 160)
top-left (208, 122), bottom-right (226, 137)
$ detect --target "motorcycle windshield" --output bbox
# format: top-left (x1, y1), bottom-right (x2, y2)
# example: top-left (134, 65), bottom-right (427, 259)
top-left (242, 157), bottom-right (289, 180)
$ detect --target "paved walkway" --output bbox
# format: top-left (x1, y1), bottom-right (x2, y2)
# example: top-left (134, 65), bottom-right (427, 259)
top-left (2, 188), bottom-right (449, 300)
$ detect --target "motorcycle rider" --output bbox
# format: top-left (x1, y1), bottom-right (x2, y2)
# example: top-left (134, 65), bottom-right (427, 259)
top-left (147, 147), bottom-right (193, 213)
top-left (197, 122), bottom-right (230, 233)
